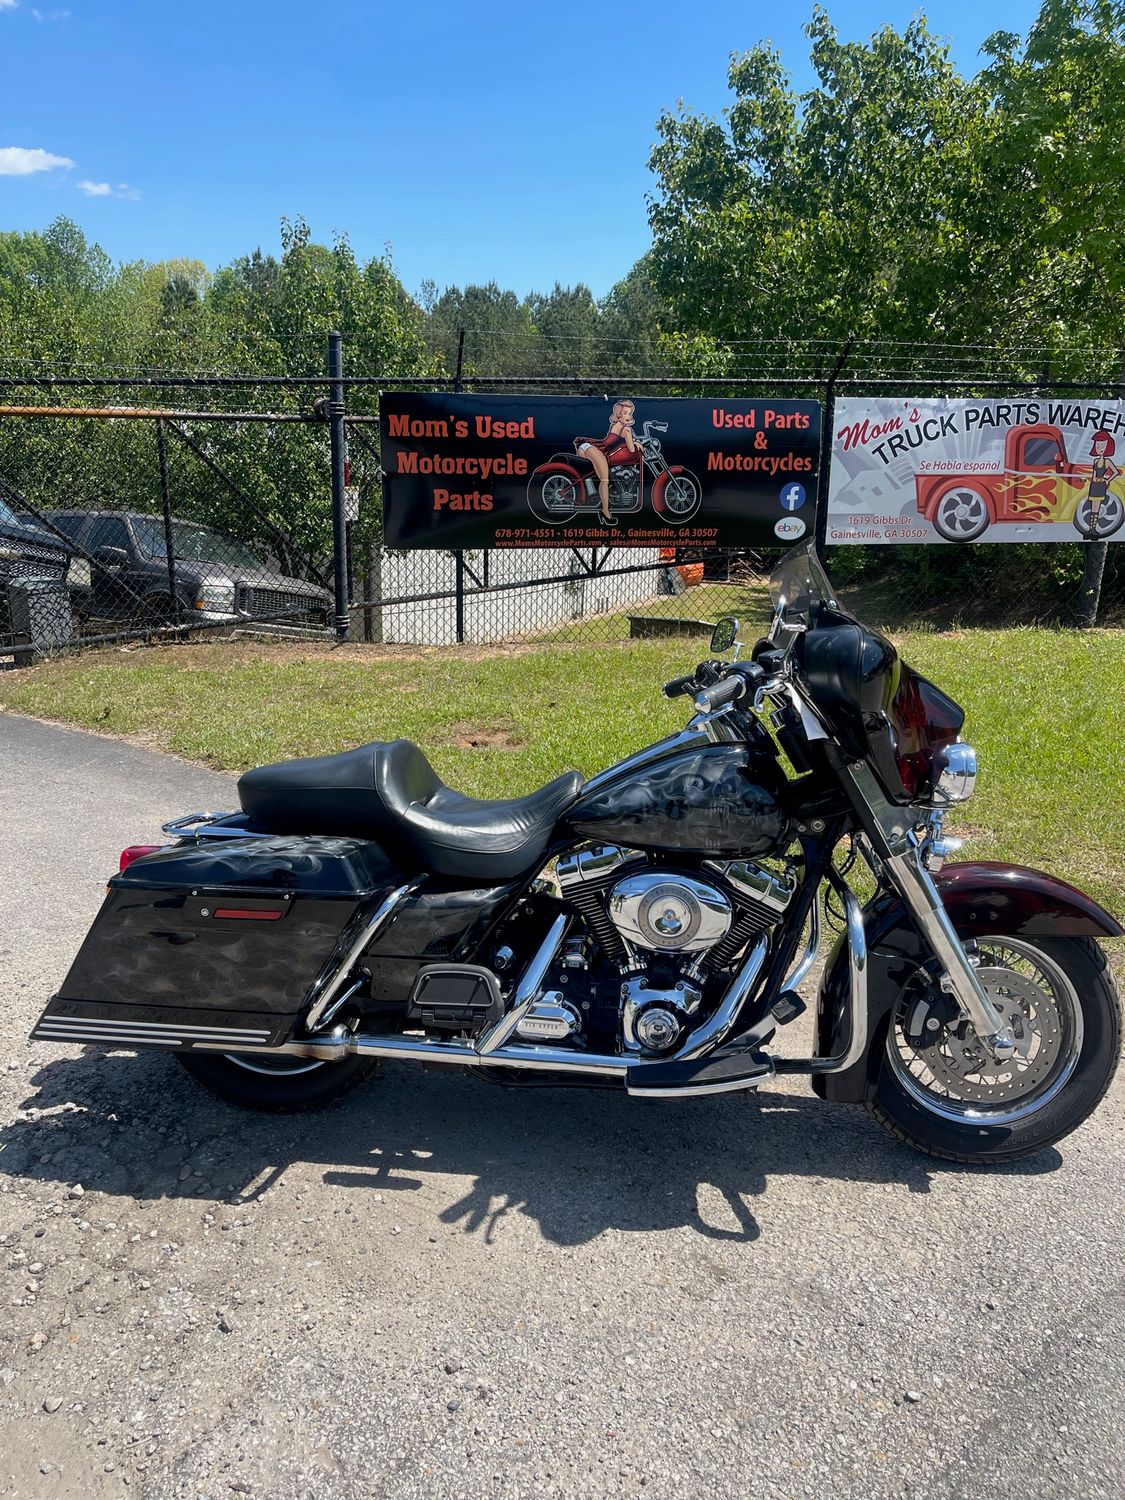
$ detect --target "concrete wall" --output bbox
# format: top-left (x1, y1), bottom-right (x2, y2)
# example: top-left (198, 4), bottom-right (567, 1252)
top-left (355, 546), bottom-right (667, 645)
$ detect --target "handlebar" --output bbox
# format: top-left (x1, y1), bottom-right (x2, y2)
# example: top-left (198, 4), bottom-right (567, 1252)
top-left (663, 660), bottom-right (767, 713)
top-left (693, 676), bottom-right (746, 713)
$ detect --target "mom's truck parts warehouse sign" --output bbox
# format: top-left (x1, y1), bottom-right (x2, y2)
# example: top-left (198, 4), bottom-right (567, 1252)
top-left (827, 396), bottom-right (1125, 543)
top-left (380, 393), bottom-right (822, 549)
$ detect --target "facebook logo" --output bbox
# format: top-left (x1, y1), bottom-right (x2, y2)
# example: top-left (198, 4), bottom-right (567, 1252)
top-left (779, 482), bottom-right (806, 511)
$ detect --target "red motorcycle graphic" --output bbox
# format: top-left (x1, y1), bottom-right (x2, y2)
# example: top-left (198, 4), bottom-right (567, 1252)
top-left (527, 420), bottom-right (703, 527)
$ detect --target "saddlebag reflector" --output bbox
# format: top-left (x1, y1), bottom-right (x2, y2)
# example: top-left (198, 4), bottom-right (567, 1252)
top-left (32, 834), bottom-right (405, 1051)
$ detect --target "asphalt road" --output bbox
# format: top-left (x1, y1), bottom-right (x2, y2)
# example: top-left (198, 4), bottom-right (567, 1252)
top-left (1, 710), bottom-right (1123, 1500)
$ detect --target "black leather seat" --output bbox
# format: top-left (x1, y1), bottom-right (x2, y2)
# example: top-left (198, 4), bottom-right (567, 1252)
top-left (237, 739), bottom-right (583, 882)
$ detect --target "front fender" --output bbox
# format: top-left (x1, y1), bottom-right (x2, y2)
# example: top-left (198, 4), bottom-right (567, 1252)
top-left (812, 862), bottom-right (1123, 1103)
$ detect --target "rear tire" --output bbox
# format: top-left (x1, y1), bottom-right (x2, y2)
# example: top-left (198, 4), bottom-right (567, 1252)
top-left (867, 937), bottom-right (1120, 1162)
top-left (177, 1050), bottom-right (379, 1111)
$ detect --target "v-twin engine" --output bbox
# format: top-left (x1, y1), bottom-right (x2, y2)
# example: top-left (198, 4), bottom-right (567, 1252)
top-left (556, 844), bottom-right (794, 968)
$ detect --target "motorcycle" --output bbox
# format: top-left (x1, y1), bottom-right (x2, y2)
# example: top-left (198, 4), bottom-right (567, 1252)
top-left (527, 420), bottom-right (702, 528)
top-left (33, 544), bottom-right (1121, 1163)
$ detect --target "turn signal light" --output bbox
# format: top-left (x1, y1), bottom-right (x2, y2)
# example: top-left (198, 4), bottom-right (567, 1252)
top-left (118, 845), bottom-right (165, 871)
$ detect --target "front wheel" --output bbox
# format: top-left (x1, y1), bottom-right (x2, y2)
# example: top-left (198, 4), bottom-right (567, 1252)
top-left (652, 470), bottom-right (702, 524)
top-left (1073, 494), bottom-right (1124, 538)
top-left (868, 936), bottom-right (1120, 1162)
top-left (177, 1050), bottom-right (379, 1111)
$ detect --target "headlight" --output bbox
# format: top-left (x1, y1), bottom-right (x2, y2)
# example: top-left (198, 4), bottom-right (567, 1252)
top-left (194, 578), bottom-right (236, 613)
top-left (934, 741), bottom-right (977, 804)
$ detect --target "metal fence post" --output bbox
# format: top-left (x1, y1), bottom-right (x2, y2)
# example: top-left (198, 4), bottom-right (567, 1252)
top-left (454, 550), bottom-right (466, 643)
top-left (327, 331), bottom-right (350, 641)
top-left (156, 419), bottom-right (180, 622)
top-left (815, 340), bottom-right (851, 557)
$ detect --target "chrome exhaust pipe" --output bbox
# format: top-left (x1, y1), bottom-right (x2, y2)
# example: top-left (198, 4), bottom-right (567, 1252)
top-left (192, 1027), bottom-right (628, 1078)
top-left (673, 934), bottom-right (769, 1062)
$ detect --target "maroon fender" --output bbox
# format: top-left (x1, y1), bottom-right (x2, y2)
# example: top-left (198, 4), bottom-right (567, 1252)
top-left (931, 861), bottom-right (1122, 939)
top-left (811, 861), bottom-right (1122, 1103)
top-left (531, 458), bottom-right (590, 481)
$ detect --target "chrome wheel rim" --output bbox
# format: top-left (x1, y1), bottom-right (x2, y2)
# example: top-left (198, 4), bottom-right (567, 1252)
top-left (937, 488), bottom-right (988, 538)
top-left (664, 477), bottom-right (698, 514)
top-left (886, 938), bottom-right (1083, 1125)
top-left (222, 1053), bottom-right (326, 1077)
top-left (541, 474), bottom-right (578, 511)
top-left (1076, 495), bottom-right (1123, 537)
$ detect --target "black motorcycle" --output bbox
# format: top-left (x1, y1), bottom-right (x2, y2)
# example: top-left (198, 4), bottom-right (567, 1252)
top-left (33, 544), bottom-right (1121, 1162)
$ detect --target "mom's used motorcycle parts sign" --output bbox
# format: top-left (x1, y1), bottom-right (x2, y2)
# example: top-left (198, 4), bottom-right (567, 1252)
top-left (827, 396), bottom-right (1125, 543)
top-left (380, 393), bottom-right (822, 549)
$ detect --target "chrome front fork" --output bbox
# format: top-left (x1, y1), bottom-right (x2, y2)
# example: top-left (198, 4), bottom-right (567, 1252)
top-left (841, 761), bottom-right (1016, 1063)
top-left (884, 840), bottom-right (1016, 1062)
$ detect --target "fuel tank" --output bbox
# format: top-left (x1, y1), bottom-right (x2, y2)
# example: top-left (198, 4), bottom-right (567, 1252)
top-left (565, 742), bottom-right (790, 858)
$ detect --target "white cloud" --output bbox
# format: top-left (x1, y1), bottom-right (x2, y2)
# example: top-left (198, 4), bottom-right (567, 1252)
top-left (0, 145), bottom-right (74, 175)
top-left (0, 2), bottom-right (19, 12)
top-left (31, 7), bottom-right (72, 18)
top-left (78, 177), bottom-right (142, 201)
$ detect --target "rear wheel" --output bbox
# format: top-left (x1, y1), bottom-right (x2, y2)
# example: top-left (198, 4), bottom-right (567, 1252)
top-left (868, 937), bottom-right (1120, 1162)
top-left (177, 1050), bottom-right (378, 1111)
top-left (528, 473), bottom-right (580, 525)
top-left (933, 486), bottom-right (991, 541)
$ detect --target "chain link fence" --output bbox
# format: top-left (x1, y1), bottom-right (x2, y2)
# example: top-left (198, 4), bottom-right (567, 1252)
top-left (1, 336), bottom-right (1122, 663)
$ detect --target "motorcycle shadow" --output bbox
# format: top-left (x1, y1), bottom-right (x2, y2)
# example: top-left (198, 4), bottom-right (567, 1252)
top-left (4, 1048), bottom-right (1062, 1248)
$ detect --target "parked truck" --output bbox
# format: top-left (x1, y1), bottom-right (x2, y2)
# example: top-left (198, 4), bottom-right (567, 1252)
top-left (915, 422), bottom-right (1123, 541)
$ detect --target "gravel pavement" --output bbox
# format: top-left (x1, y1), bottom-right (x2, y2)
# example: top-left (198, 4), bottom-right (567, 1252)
top-left (1, 710), bottom-right (1122, 1500)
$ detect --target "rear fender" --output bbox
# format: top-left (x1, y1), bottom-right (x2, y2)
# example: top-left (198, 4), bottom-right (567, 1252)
top-left (532, 456), bottom-right (592, 481)
top-left (812, 862), bottom-right (1123, 1103)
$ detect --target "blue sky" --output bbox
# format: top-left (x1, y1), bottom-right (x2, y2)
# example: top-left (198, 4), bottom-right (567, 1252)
top-left (2, 0), bottom-right (1041, 299)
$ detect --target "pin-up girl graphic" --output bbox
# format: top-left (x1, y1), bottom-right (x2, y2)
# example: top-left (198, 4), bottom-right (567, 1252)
top-left (1075, 430), bottom-right (1123, 538)
top-left (574, 399), bottom-right (640, 527)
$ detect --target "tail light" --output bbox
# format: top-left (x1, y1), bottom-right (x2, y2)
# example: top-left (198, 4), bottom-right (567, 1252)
top-left (119, 845), bottom-right (166, 872)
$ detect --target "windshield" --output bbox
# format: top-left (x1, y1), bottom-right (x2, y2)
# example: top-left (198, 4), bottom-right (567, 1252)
top-left (133, 516), bottom-right (265, 571)
top-left (769, 542), bottom-right (841, 624)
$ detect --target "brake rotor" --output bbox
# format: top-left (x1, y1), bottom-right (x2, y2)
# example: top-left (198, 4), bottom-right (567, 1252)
top-left (908, 967), bottom-right (1065, 1106)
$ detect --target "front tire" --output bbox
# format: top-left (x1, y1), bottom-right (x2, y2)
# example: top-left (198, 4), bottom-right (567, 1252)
top-left (652, 470), bottom-right (702, 524)
top-left (177, 1050), bottom-right (379, 1111)
top-left (868, 937), bottom-right (1120, 1162)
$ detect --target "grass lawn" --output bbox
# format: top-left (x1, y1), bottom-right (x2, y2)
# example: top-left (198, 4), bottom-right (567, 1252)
top-left (2, 627), bottom-right (1123, 917)
top-left (531, 578), bottom-right (773, 642)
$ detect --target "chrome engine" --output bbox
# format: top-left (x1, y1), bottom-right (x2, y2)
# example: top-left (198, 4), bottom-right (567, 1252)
top-left (554, 844), bottom-right (796, 1055)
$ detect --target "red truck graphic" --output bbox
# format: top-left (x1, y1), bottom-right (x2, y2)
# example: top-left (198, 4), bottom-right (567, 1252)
top-left (916, 423), bottom-right (1124, 540)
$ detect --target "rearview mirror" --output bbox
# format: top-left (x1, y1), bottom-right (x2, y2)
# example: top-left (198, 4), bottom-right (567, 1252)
top-left (710, 616), bottom-right (739, 654)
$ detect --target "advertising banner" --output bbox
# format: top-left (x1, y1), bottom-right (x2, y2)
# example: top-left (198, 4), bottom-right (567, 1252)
top-left (827, 396), bottom-right (1125, 544)
top-left (381, 392), bottom-right (822, 549)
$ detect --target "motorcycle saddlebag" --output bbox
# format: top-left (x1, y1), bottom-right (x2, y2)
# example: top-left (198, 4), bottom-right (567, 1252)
top-left (32, 834), bottom-right (403, 1053)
